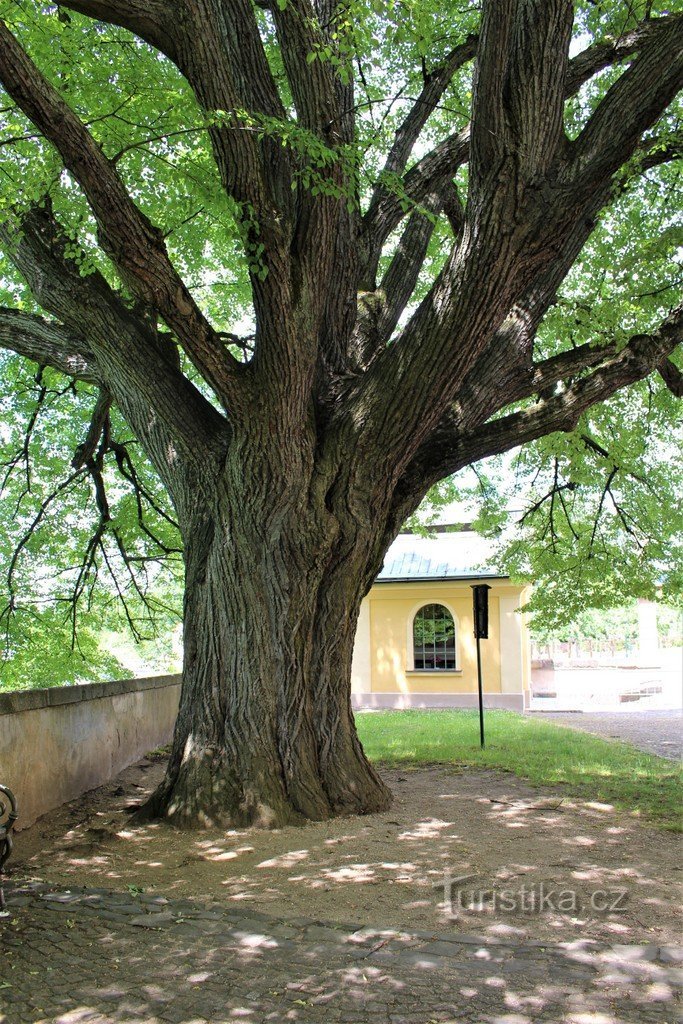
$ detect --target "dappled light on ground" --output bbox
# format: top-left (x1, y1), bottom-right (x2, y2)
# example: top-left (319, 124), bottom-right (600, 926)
top-left (357, 710), bottom-right (682, 830)
top-left (2, 878), bottom-right (679, 1024)
top-left (11, 755), bottom-right (682, 949)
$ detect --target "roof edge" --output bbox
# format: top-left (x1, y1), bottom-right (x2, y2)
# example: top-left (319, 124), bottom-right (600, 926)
top-left (373, 573), bottom-right (510, 584)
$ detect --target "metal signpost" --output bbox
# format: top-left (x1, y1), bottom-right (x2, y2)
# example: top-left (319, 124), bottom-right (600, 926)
top-left (471, 584), bottom-right (491, 749)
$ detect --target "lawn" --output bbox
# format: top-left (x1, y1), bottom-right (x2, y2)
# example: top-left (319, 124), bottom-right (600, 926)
top-left (357, 709), bottom-right (682, 832)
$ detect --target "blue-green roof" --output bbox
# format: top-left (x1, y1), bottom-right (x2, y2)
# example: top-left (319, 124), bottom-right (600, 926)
top-left (376, 552), bottom-right (505, 585)
top-left (376, 532), bottom-right (506, 582)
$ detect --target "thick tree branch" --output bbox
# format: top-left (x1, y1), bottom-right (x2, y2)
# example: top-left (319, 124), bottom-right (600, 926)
top-left (271, 0), bottom-right (341, 135)
top-left (265, 0), bottom-right (363, 387)
top-left (350, 194), bottom-right (442, 369)
top-left (171, 1), bottom-right (292, 213)
top-left (58, 0), bottom-right (286, 126)
top-left (360, 13), bottom-right (680, 289)
top-left (357, 3), bottom-right (676, 242)
top-left (467, 0), bottom-right (515, 183)
top-left (470, 0), bottom-right (572, 191)
top-left (312, 0), bottom-right (357, 145)
top-left (1, 203), bottom-right (228, 477)
top-left (4, 4), bottom-right (357, 405)
top-left (200, 0), bottom-right (286, 123)
top-left (442, 174), bottom-right (617, 427)
top-left (360, 35), bottom-right (476, 282)
top-left (360, 127), bottom-right (470, 287)
top-left (447, 127), bottom-right (683, 434)
top-left (59, 0), bottom-right (293, 227)
top-left (442, 183), bottom-right (466, 238)
top-left (641, 138), bottom-right (683, 172)
top-left (395, 304), bottom-right (683, 507)
top-left (658, 357), bottom-right (683, 398)
top-left (565, 14), bottom-right (683, 97)
top-left (0, 18), bottom-right (244, 411)
top-left (474, 312), bottom-right (681, 460)
top-left (0, 309), bottom-right (99, 383)
top-left (568, 14), bottom-right (683, 188)
top-left (53, 1), bottom-right (175, 56)
top-left (57, 1), bottom-right (353, 410)
top-left (385, 37), bottom-right (477, 180)
top-left (373, 194), bottom-right (442, 348)
top-left (356, 6), bottom-right (682, 476)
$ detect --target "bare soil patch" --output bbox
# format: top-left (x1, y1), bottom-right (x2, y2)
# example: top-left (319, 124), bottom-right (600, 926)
top-left (10, 754), bottom-right (682, 946)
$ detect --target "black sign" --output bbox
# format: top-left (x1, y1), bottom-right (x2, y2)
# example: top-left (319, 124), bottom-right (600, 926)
top-left (471, 584), bottom-right (492, 639)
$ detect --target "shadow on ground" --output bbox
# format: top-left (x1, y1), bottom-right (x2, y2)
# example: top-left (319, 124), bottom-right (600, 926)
top-left (12, 760), bottom-right (682, 947)
top-left (1, 880), bottom-right (681, 1024)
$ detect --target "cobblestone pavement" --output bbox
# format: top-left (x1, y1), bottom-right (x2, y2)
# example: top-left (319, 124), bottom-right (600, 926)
top-left (0, 881), bottom-right (681, 1024)
top-left (531, 710), bottom-right (683, 760)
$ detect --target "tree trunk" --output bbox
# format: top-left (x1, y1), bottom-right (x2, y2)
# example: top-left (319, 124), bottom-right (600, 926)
top-left (141, 452), bottom-right (392, 828)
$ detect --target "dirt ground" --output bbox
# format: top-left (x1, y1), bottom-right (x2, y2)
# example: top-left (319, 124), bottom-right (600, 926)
top-left (9, 754), bottom-right (682, 946)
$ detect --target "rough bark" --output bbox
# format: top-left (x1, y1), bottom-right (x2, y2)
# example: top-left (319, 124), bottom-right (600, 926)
top-left (141, 447), bottom-right (391, 828)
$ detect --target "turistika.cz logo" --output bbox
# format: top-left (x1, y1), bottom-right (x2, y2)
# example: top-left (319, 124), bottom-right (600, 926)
top-left (436, 874), bottom-right (629, 917)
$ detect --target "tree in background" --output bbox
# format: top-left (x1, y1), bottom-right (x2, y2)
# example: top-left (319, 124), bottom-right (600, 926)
top-left (0, 1), bottom-right (680, 826)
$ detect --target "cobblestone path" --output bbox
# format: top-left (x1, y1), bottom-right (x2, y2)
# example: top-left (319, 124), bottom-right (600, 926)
top-left (534, 710), bottom-right (682, 760)
top-left (0, 881), bottom-right (681, 1024)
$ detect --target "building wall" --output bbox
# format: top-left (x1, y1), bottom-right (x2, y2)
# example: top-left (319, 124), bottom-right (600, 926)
top-left (351, 579), bottom-right (530, 708)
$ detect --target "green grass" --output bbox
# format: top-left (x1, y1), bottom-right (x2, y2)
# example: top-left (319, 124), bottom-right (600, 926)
top-left (356, 710), bottom-right (682, 832)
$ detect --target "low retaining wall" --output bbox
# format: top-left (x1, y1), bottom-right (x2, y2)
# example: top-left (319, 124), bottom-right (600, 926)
top-left (0, 675), bottom-right (181, 830)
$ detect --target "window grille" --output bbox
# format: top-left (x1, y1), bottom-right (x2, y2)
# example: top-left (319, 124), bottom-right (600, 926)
top-left (413, 603), bottom-right (457, 670)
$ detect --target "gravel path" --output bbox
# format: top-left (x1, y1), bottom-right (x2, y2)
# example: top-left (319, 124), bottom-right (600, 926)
top-left (1, 880), bottom-right (681, 1024)
top-left (531, 709), bottom-right (682, 760)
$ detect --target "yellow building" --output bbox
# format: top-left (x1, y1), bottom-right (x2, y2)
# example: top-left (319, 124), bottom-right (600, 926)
top-left (351, 527), bottom-right (531, 710)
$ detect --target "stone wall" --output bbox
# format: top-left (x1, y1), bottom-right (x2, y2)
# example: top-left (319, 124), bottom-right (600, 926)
top-left (0, 675), bottom-right (181, 830)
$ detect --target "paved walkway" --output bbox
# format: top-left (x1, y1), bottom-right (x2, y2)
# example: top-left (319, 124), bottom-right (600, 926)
top-left (0, 881), bottom-right (681, 1024)
top-left (531, 709), bottom-right (683, 760)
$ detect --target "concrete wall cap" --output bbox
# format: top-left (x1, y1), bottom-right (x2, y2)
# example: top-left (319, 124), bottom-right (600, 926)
top-left (0, 674), bottom-right (181, 716)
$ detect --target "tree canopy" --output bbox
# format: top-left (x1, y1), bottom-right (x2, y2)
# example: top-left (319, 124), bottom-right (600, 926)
top-left (0, 0), bottom-right (680, 687)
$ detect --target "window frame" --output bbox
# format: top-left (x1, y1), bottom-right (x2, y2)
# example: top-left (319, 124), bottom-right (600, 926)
top-left (407, 600), bottom-right (460, 673)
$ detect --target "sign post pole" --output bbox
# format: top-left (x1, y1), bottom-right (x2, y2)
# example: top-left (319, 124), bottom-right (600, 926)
top-left (475, 632), bottom-right (485, 749)
top-left (471, 584), bottom-right (492, 750)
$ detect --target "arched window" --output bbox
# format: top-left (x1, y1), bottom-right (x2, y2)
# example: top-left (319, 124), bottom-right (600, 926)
top-left (413, 604), bottom-right (457, 670)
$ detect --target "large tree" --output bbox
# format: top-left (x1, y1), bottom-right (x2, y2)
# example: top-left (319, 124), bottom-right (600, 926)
top-left (0, 0), bottom-right (681, 826)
